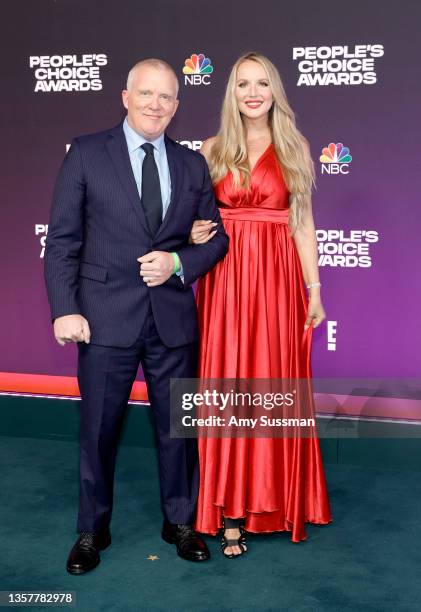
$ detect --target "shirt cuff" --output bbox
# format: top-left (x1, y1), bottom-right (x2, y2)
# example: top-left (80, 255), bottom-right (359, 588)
top-left (171, 252), bottom-right (184, 283)
top-left (176, 263), bottom-right (184, 283)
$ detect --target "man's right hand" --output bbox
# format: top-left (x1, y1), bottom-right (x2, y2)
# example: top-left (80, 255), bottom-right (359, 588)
top-left (53, 314), bottom-right (91, 346)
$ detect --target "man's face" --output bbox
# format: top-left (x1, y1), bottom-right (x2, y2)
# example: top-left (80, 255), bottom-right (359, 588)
top-left (122, 65), bottom-right (179, 140)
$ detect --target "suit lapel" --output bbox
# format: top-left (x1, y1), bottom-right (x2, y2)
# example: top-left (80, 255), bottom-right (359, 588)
top-left (154, 135), bottom-right (184, 240)
top-left (105, 124), bottom-right (151, 235)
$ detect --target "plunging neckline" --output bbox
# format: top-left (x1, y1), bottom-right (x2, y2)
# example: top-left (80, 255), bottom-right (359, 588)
top-left (249, 142), bottom-right (273, 174)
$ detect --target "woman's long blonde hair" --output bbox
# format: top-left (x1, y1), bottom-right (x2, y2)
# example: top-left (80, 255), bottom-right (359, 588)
top-left (207, 52), bottom-right (315, 233)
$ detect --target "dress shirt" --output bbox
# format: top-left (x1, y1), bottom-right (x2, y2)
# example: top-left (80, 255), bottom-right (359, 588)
top-left (122, 116), bottom-right (184, 279)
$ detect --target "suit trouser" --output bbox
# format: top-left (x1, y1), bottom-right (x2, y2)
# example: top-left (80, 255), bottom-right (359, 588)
top-left (76, 306), bottom-right (199, 533)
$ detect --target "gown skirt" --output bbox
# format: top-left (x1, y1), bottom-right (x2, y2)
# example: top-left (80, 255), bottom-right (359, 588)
top-left (194, 145), bottom-right (332, 541)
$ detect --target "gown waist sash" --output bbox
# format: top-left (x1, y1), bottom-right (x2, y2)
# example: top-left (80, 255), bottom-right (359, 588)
top-left (218, 205), bottom-right (290, 224)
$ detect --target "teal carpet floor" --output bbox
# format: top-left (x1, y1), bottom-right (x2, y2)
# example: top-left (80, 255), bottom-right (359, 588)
top-left (0, 435), bottom-right (420, 612)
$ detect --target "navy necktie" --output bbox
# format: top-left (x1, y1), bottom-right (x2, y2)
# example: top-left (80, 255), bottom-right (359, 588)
top-left (141, 143), bottom-right (163, 236)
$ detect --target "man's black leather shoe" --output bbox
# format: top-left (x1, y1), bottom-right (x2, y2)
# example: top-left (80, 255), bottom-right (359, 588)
top-left (66, 529), bottom-right (111, 575)
top-left (161, 521), bottom-right (210, 562)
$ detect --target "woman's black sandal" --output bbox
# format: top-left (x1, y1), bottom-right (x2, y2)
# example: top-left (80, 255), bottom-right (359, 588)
top-left (221, 521), bottom-right (248, 558)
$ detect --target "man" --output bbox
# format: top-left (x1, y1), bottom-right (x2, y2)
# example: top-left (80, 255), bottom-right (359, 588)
top-left (44, 58), bottom-right (228, 573)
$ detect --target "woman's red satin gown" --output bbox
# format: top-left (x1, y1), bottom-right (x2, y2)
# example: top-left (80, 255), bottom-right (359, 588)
top-left (194, 145), bottom-right (332, 541)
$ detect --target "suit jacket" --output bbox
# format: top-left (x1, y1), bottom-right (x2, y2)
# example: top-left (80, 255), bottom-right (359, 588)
top-left (44, 123), bottom-right (229, 347)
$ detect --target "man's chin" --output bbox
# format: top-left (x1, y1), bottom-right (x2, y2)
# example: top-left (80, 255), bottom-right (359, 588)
top-left (129, 120), bottom-right (165, 140)
top-left (143, 127), bottom-right (165, 140)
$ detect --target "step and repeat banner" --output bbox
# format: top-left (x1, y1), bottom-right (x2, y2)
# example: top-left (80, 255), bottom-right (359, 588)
top-left (1, 0), bottom-right (420, 419)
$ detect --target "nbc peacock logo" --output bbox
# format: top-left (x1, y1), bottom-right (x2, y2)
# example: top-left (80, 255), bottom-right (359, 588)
top-left (320, 142), bottom-right (352, 175)
top-left (183, 53), bottom-right (213, 86)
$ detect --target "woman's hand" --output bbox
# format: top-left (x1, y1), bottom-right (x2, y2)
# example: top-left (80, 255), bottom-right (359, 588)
top-left (304, 295), bottom-right (326, 330)
top-left (189, 219), bottom-right (218, 244)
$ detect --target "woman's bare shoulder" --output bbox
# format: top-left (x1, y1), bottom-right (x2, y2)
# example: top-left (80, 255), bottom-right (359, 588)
top-left (200, 136), bottom-right (218, 160)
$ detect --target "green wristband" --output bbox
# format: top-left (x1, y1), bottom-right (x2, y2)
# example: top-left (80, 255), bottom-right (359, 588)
top-left (170, 252), bottom-right (181, 274)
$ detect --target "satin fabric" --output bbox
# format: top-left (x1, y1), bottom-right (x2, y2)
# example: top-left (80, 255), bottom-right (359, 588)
top-left (194, 144), bottom-right (332, 541)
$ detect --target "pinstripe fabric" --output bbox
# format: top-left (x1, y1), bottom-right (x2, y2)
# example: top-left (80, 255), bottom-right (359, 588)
top-left (76, 306), bottom-right (199, 529)
top-left (44, 122), bottom-right (229, 348)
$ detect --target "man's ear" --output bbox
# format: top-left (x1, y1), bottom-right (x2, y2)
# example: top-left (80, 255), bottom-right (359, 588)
top-left (172, 99), bottom-right (180, 117)
top-left (122, 90), bottom-right (129, 110)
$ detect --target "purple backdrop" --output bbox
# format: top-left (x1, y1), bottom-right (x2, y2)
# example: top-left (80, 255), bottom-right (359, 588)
top-left (1, 0), bottom-right (420, 413)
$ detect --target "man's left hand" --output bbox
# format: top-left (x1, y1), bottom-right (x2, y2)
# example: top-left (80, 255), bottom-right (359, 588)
top-left (137, 251), bottom-right (175, 287)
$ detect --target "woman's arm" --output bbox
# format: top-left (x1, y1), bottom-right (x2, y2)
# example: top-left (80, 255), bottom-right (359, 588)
top-left (188, 137), bottom-right (219, 244)
top-left (292, 202), bottom-right (326, 329)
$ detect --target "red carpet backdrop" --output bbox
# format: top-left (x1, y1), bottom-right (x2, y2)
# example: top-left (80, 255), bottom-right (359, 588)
top-left (1, 0), bottom-right (420, 420)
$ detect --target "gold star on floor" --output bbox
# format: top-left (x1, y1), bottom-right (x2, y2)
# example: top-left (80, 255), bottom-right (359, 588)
top-left (147, 554), bottom-right (159, 561)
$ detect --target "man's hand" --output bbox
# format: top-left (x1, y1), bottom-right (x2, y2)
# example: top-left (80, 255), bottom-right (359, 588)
top-left (53, 314), bottom-right (91, 346)
top-left (137, 251), bottom-right (175, 287)
top-left (189, 220), bottom-right (217, 244)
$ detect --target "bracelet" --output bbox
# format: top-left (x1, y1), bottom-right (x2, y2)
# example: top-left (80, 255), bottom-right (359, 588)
top-left (306, 281), bottom-right (321, 289)
top-left (170, 252), bottom-right (181, 274)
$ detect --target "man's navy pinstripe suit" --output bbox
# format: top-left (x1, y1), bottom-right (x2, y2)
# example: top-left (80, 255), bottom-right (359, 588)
top-left (44, 122), bottom-right (228, 532)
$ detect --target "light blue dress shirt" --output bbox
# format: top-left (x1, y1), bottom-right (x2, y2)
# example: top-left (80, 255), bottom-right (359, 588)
top-left (122, 116), bottom-right (183, 279)
top-left (123, 116), bottom-right (171, 215)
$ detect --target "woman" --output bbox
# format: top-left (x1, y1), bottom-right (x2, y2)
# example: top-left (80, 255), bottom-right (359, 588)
top-left (191, 52), bottom-right (332, 557)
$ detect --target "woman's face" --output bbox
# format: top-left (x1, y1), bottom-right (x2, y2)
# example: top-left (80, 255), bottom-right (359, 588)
top-left (235, 60), bottom-right (273, 119)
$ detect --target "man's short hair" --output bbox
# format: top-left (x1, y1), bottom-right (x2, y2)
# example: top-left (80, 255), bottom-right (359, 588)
top-left (126, 59), bottom-right (179, 96)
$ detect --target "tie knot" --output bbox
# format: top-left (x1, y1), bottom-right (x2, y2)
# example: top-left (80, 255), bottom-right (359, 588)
top-left (141, 143), bottom-right (155, 156)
